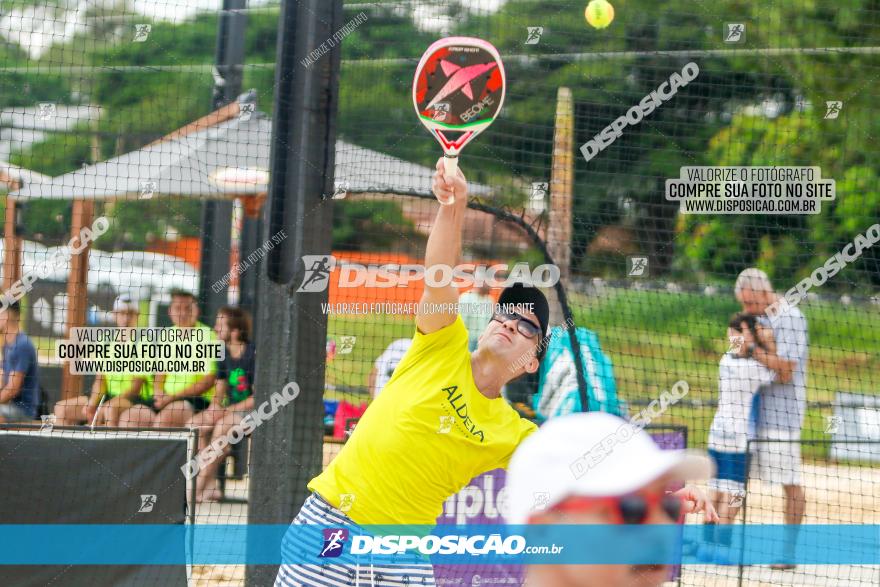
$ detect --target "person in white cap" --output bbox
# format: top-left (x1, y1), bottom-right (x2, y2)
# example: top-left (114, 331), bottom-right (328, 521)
top-left (54, 295), bottom-right (152, 427)
top-left (507, 412), bottom-right (718, 587)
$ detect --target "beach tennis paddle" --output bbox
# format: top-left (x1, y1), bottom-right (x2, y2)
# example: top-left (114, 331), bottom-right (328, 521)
top-left (413, 37), bottom-right (506, 204)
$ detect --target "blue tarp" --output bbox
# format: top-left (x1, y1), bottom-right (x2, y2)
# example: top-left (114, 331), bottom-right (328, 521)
top-left (534, 325), bottom-right (622, 420)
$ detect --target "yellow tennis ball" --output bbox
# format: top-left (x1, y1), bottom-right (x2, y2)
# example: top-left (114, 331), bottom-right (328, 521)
top-left (585, 0), bottom-right (615, 29)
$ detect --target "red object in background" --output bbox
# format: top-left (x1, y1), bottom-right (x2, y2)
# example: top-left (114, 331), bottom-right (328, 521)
top-left (333, 401), bottom-right (367, 439)
top-left (147, 237), bottom-right (202, 270)
top-left (140, 247), bottom-right (505, 306)
top-left (326, 251), bottom-right (505, 310)
top-left (326, 338), bottom-right (337, 362)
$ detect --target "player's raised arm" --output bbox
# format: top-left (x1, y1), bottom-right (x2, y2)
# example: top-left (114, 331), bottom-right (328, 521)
top-left (415, 157), bottom-right (469, 335)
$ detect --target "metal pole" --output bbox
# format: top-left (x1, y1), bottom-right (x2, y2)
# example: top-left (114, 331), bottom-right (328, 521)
top-left (245, 0), bottom-right (341, 584)
top-left (197, 0), bottom-right (246, 320)
top-left (738, 439), bottom-right (751, 587)
top-left (2, 193), bottom-right (21, 293)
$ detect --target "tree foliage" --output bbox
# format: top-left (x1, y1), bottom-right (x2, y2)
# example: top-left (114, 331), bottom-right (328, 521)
top-left (3, 1), bottom-right (878, 288)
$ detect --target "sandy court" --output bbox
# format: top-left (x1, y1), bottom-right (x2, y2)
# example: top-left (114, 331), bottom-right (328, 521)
top-left (743, 462), bottom-right (879, 525)
top-left (190, 441), bottom-right (344, 586)
top-left (680, 461), bottom-right (879, 586)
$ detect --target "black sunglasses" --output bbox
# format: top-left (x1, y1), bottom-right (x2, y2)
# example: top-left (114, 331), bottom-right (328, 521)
top-left (492, 311), bottom-right (541, 339)
top-left (617, 493), bottom-right (683, 524)
top-left (552, 492), bottom-right (683, 525)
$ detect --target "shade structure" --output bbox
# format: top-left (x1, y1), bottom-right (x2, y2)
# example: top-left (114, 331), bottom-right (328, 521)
top-left (0, 161), bottom-right (51, 190)
top-left (9, 111), bottom-right (494, 202)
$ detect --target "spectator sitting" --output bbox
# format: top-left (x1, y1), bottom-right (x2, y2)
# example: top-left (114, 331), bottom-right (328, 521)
top-left (0, 301), bottom-right (39, 423)
top-left (54, 295), bottom-right (151, 427)
top-left (367, 338), bottom-right (413, 399)
top-left (188, 306), bottom-right (256, 502)
top-left (119, 289), bottom-right (216, 428)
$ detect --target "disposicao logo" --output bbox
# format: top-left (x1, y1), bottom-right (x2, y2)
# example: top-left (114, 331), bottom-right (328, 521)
top-left (319, 528), bottom-right (349, 558)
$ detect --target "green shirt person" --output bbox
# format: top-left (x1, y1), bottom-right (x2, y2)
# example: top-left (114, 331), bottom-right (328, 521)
top-left (119, 290), bottom-right (217, 429)
top-left (54, 295), bottom-right (150, 427)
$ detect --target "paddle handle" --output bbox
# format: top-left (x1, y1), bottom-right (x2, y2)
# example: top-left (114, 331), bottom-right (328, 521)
top-left (439, 155), bottom-right (459, 206)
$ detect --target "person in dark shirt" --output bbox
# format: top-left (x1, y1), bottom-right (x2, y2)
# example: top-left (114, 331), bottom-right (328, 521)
top-left (188, 306), bottom-right (256, 502)
top-left (0, 302), bottom-right (39, 423)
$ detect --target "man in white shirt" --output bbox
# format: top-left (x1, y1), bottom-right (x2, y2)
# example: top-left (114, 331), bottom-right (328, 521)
top-left (458, 283), bottom-right (494, 351)
top-left (367, 338), bottom-right (413, 398)
top-left (734, 268), bottom-right (809, 570)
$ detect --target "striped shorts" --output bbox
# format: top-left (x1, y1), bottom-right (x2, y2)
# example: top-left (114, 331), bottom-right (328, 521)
top-left (274, 493), bottom-right (437, 587)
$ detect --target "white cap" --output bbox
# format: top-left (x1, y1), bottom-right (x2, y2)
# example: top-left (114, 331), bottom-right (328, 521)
top-left (113, 294), bottom-right (138, 313)
top-left (506, 412), bottom-right (713, 524)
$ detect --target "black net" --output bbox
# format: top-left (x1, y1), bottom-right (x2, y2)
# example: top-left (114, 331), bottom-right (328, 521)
top-left (1, 1), bottom-right (878, 586)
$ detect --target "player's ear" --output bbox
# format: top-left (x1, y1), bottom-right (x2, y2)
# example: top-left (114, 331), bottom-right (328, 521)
top-left (524, 354), bottom-right (540, 374)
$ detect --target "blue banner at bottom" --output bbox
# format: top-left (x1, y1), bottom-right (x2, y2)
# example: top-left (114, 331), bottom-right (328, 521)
top-left (0, 525), bottom-right (877, 565)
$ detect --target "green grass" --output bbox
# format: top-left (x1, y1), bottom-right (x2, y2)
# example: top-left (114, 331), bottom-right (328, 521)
top-left (571, 289), bottom-right (880, 404)
top-left (323, 289), bottom-right (880, 406)
top-left (322, 289), bottom-right (879, 463)
top-left (325, 313), bottom-right (416, 399)
top-left (643, 404), bottom-right (839, 460)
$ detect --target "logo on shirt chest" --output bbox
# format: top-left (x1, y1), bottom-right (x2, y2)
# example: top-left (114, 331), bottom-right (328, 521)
top-left (444, 385), bottom-right (485, 443)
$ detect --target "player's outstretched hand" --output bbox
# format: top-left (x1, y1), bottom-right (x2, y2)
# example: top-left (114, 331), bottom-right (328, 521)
top-left (432, 157), bottom-right (468, 206)
top-left (673, 485), bottom-right (720, 523)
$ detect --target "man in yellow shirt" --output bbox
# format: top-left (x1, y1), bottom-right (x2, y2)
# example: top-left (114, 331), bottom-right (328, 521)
top-left (275, 160), bottom-right (549, 587)
top-left (119, 289), bottom-right (216, 428)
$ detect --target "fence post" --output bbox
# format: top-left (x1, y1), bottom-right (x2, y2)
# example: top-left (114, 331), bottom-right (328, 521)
top-left (244, 0), bottom-right (342, 584)
top-left (547, 86), bottom-right (574, 326)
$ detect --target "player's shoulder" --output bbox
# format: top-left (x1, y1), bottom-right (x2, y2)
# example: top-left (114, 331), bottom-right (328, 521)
top-left (195, 321), bottom-right (217, 336)
top-left (520, 416), bottom-right (539, 435)
top-left (514, 418), bottom-right (540, 449)
top-left (415, 314), bottom-right (468, 341)
top-left (404, 316), bottom-right (468, 367)
top-left (774, 303), bottom-right (807, 325)
top-left (11, 333), bottom-right (37, 355)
